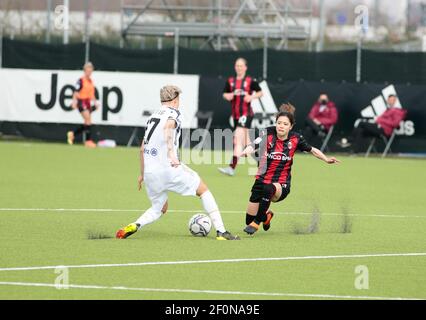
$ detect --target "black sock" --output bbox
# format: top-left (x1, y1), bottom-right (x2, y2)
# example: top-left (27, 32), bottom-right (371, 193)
top-left (246, 213), bottom-right (255, 225)
top-left (73, 125), bottom-right (85, 137)
top-left (230, 156), bottom-right (238, 169)
top-left (84, 125), bottom-right (92, 140)
top-left (254, 184), bottom-right (276, 224)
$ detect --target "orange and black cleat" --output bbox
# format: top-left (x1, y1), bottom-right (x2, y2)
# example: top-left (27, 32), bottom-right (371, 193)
top-left (243, 221), bottom-right (259, 235)
top-left (263, 211), bottom-right (274, 231)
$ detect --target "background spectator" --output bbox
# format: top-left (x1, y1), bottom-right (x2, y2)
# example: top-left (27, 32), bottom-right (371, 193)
top-left (303, 93), bottom-right (338, 144)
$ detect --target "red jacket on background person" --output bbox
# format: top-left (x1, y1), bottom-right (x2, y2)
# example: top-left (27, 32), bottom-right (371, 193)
top-left (376, 107), bottom-right (407, 137)
top-left (308, 102), bottom-right (338, 131)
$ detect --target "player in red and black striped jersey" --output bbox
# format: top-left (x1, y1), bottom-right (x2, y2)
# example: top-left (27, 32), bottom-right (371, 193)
top-left (239, 104), bottom-right (340, 235)
top-left (218, 58), bottom-right (263, 176)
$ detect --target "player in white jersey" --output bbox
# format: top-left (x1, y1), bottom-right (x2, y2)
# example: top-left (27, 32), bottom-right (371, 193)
top-left (116, 85), bottom-right (240, 240)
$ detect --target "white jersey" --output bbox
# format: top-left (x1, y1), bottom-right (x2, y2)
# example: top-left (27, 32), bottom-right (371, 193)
top-left (143, 105), bottom-right (182, 172)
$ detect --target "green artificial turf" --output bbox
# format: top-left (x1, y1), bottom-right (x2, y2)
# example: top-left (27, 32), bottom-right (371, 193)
top-left (0, 141), bottom-right (425, 299)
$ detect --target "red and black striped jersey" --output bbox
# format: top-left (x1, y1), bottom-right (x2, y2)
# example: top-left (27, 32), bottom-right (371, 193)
top-left (255, 127), bottom-right (312, 185)
top-left (223, 76), bottom-right (261, 119)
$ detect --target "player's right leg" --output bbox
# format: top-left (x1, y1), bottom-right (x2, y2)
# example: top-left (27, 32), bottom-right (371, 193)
top-left (244, 181), bottom-right (281, 235)
top-left (116, 200), bottom-right (168, 239)
top-left (116, 173), bottom-right (168, 239)
top-left (196, 180), bottom-right (240, 240)
top-left (218, 126), bottom-right (245, 176)
top-left (81, 110), bottom-right (96, 148)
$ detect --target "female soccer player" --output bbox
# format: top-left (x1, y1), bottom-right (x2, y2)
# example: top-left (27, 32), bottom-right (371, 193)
top-left (218, 57), bottom-right (263, 176)
top-left (116, 85), bottom-right (240, 240)
top-left (67, 62), bottom-right (99, 148)
top-left (240, 104), bottom-right (340, 235)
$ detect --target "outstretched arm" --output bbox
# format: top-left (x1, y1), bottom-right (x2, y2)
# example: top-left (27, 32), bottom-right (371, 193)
top-left (239, 136), bottom-right (263, 157)
top-left (310, 147), bottom-right (340, 164)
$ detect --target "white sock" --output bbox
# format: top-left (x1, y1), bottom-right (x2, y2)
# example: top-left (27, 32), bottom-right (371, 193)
top-left (135, 207), bottom-right (162, 229)
top-left (200, 190), bottom-right (226, 233)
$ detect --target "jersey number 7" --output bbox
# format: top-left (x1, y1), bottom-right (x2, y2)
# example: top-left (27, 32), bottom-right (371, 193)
top-left (144, 118), bottom-right (160, 144)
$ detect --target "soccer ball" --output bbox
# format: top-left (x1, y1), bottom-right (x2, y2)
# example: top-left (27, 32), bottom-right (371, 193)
top-left (188, 214), bottom-right (212, 237)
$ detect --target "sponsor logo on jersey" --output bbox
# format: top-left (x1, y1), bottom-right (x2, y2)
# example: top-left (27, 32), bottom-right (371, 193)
top-left (233, 89), bottom-right (247, 96)
top-left (150, 148), bottom-right (158, 156)
top-left (266, 152), bottom-right (292, 161)
top-left (143, 148), bottom-right (158, 156)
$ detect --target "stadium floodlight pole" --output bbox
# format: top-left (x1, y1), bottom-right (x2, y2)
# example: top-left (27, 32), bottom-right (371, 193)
top-left (422, 34), bottom-right (426, 52)
top-left (355, 5), bottom-right (368, 83)
top-left (356, 32), bottom-right (362, 83)
top-left (217, 0), bottom-right (222, 51)
top-left (284, 0), bottom-right (289, 50)
top-left (173, 28), bottom-right (179, 74)
top-left (263, 32), bottom-right (268, 79)
top-left (63, 0), bottom-right (69, 45)
top-left (308, 0), bottom-right (313, 51)
top-left (46, 0), bottom-right (52, 44)
top-left (316, 0), bottom-right (325, 52)
top-left (0, 23), bottom-right (3, 69)
top-left (120, 0), bottom-right (124, 48)
top-left (84, 0), bottom-right (90, 63)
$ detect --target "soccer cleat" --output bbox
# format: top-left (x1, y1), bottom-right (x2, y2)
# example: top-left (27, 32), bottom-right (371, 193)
top-left (85, 140), bottom-right (97, 148)
top-left (67, 131), bottom-right (74, 145)
top-left (243, 221), bottom-right (259, 235)
top-left (216, 231), bottom-right (240, 240)
top-left (263, 211), bottom-right (274, 231)
top-left (116, 223), bottom-right (139, 239)
top-left (218, 167), bottom-right (235, 176)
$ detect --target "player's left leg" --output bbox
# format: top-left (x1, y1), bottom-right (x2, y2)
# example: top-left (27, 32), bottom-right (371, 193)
top-left (244, 183), bottom-right (282, 235)
top-left (245, 201), bottom-right (259, 225)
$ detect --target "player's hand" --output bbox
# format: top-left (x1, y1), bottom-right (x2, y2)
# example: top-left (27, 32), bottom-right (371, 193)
top-left (244, 95), bottom-right (253, 103)
top-left (313, 118), bottom-right (321, 125)
top-left (223, 93), bottom-right (234, 101)
top-left (169, 156), bottom-right (180, 168)
top-left (137, 175), bottom-right (144, 191)
top-left (238, 145), bottom-right (254, 157)
top-left (326, 157), bottom-right (340, 164)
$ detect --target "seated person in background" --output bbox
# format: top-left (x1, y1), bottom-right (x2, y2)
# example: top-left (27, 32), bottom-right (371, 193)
top-left (339, 94), bottom-right (407, 153)
top-left (303, 94), bottom-right (338, 143)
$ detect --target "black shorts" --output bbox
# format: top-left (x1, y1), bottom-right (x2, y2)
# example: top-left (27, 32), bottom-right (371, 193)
top-left (249, 179), bottom-right (291, 203)
top-left (234, 115), bottom-right (253, 129)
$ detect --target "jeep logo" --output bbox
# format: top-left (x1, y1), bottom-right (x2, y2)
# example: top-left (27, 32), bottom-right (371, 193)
top-left (35, 73), bottom-right (123, 121)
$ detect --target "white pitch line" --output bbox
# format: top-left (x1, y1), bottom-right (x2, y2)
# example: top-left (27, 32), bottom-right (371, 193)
top-left (0, 281), bottom-right (421, 300)
top-left (0, 208), bottom-right (425, 219)
top-left (0, 252), bottom-right (425, 272)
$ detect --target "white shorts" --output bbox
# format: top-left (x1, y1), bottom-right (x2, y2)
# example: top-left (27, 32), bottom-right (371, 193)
top-left (144, 164), bottom-right (201, 212)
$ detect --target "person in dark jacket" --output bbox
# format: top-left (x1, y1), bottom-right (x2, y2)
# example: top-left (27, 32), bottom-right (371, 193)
top-left (340, 95), bottom-right (407, 153)
top-left (303, 94), bottom-right (338, 143)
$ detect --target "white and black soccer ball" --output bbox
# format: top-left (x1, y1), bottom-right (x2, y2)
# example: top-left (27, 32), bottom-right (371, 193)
top-left (188, 214), bottom-right (212, 237)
